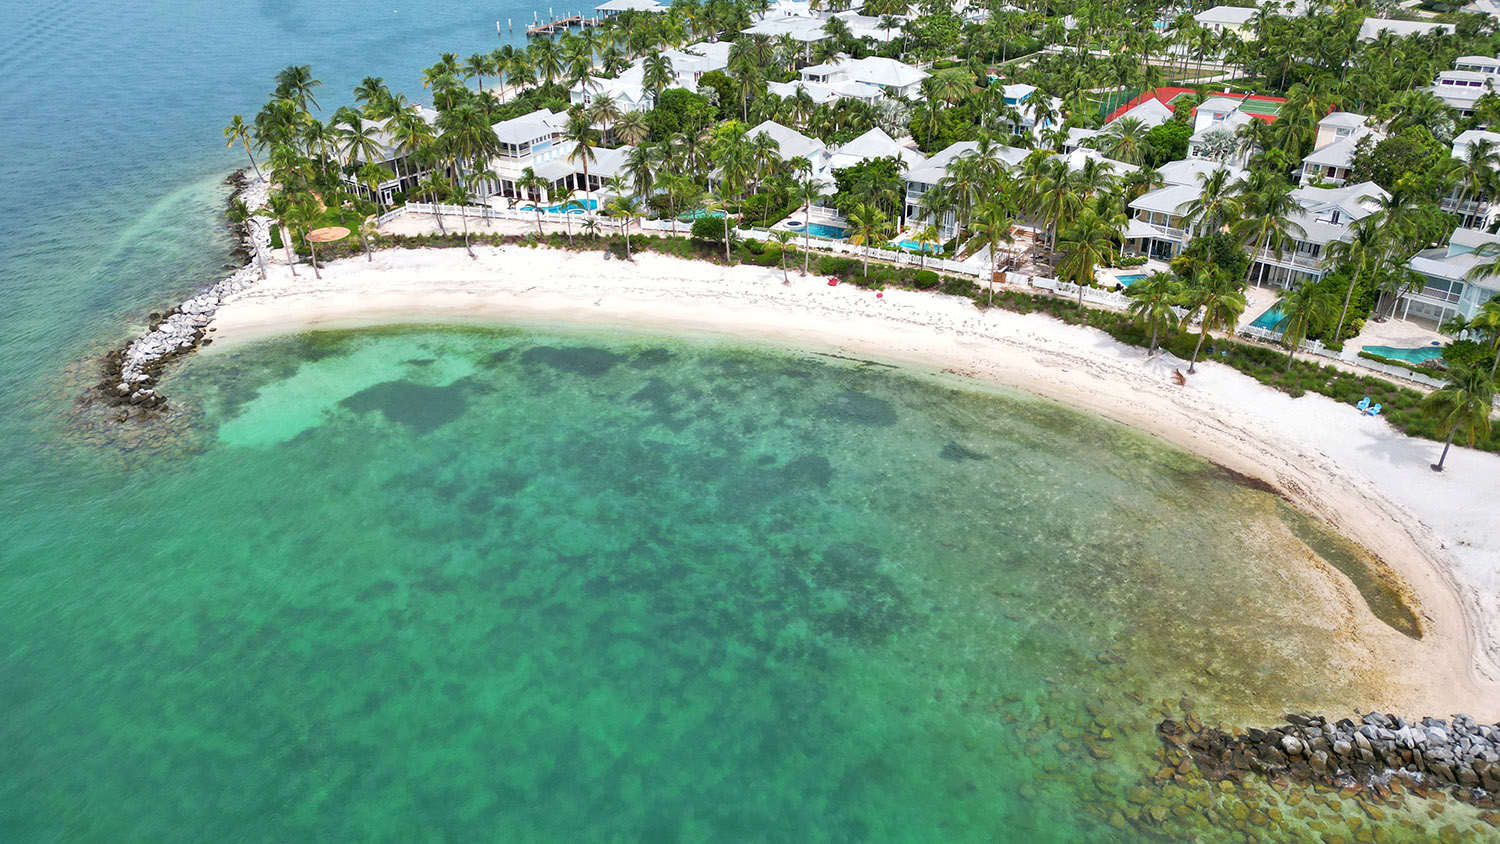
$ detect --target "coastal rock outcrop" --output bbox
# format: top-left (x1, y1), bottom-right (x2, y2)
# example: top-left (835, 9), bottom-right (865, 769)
top-left (97, 170), bottom-right (271, 414)
top-left (1159, 712), bottom-right (1500, 810)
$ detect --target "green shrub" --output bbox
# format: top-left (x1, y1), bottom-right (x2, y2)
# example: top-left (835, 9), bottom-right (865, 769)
top-left (690, 216), bottom-right (724, 241)
top-left (911, 269), bottom-right (940, 289)
top-left (816, 256), bottom-right (859, 277)
top-left (1442, 339), bottom-right (1490, 369)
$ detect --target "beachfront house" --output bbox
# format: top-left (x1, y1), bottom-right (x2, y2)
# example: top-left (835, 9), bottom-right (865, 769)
top-left (997, 84), bottom-right (1063, 139)
top-left (339, 106), bottom-right (441, 205)
top-left (1299, 112), bottom-right (1378, 187)
top-left (1399, 227), bottom-right (1500, 326)
top-left (487, 109), bottom-right (575, 201)
top-left (1245, 181), bottom-right (1387, 289)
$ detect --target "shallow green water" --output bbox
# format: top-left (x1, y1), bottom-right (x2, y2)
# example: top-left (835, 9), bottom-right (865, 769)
top-left (6, 325), bottom-right (1490, 842)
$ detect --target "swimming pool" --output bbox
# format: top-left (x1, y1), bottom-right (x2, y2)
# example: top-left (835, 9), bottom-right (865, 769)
top-left (1363, 344), bottom-right (1445, 364)
top-left (807, 223), bottom-right (847, 239)
top-left (897, 239), bottom-right (941, 254)
top-left (1249, 304), bottom-right (1287, 332)
top-left (679, 209), bottom-right (726, 220)
top-left (519, 198), bottom-right (599, 214)
top-left (1116, 274), bottom-right (1146, 287)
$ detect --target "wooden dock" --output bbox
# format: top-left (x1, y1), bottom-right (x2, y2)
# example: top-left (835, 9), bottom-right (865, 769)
top-left (524, 15), bottom-right (599, 36)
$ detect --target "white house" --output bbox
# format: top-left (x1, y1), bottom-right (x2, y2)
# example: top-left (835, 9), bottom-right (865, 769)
top-left (797, 55), bottom-right (927, 101)
top-left (341, 105), bottom-right (440, 204)
top-left (1193, 6), bottom-right (1258, 37)
top-left (571, 41), bottom-right (732, 113)
top-left (1246, 181), bottom-right (1387, 289)
top-left (901, 141), bottom-right (1030, 237)
top-left (488, 109), bottom-right (575, 199)
top-left (1443, 129), bottom-right (1500, 229)
top-left (595, 0), bottom-right (667, 17)
top-left (1400, 227), bottom-right (1500, 326)
top-left (828, 127), bottom-right (923, 174)
top-left (1185, 97), bottom-right (1261, 167)
top-left (1299, 112), bottom-right (1378, 187)
top-left (1358, 17), bottom-right (1455, 42)
top-left (1433, 55), bottom-right (1500, 114)
top-left (997, 84), bottom-right (1062, 138)
top-left (746, 119), bottom-right (833, 182)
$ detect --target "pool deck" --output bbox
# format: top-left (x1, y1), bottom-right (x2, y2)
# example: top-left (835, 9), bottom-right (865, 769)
top-left (1347, 316), bottom-right (1448, 358)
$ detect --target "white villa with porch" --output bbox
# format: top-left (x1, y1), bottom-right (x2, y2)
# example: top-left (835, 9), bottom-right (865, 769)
top-left (1400, 227), bottom-right (1500, 327)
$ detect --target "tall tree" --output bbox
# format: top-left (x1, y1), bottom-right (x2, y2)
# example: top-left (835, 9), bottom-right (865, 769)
top-left (1272, 281), bottom-right (1337, 372)
top-left (1423, 364), bottom-right (1495, 472)
top-left (223, 115), bottom-right (262, 178)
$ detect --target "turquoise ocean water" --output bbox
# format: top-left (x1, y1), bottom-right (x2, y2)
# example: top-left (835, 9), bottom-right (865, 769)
top-left (0, 4), bottom-right (1494, 842)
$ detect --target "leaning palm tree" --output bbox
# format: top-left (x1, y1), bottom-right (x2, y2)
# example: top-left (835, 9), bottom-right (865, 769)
top-left (223, 115), bottom-right (262, 178)
top-left (1323, 216), bottom-right (1383, 342)
top-left (606, 191), bottom-right (644, 260)
top-left (226, 198), bottom-right (268, 279)
top-left (264, 191), bottom-right (300, 278)
top-left (1422, 363), bottom-right (1495, 472)
top-left (846, 202), bottom-right (894, 280)
top-left (770, 230), bottom-right (796, 284)
top-left (913, 223), bottom-right (940, 271)
top-left (1273, 282), bottom-right (1337, 372)
top-left (1056, 210), bottom-right (1121, 306)
top-left (1182, 267), bottom-right (1247, 373)
top-left (702, 190), bottom-right (734, 263)
top-left (1126, 272), bottom-right (1184, 355)
top-left (292, 194), bottom-right (323, 279)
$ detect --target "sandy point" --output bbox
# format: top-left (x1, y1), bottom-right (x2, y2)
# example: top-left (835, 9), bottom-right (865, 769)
top-left (206, 243), bottom-right (1500, 720)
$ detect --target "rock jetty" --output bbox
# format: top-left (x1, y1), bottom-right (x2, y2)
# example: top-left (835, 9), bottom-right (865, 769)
top-left (1160, 712), bottom-right (1500, 810)
top-left (98, 170), bottom-right (270, 414)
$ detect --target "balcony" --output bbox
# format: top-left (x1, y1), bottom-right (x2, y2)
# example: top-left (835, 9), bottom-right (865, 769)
top-left (1253, 248), bottom-right (1323, 270)
top-left (1408, 284), bottom-right (1464, 305)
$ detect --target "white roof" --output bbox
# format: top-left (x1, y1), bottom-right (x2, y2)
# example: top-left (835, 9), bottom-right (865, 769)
top-left (1302, 126), bottom-right (1375, 169)
top-left (903, 141), bottom-right (976, 185)
top-left (1000, 83), bottom-right (1037, 101)
top-left (1292, 181), bottom-right (1387, 223)
top-left (829, 127), bottom-right (922, 171)
top-left (746, 120), bottom-right (825, 162)
top-left (1110, 97), bottom-right (1174, 128)
top-left (595, 0), bottom-right (665, 11)
top-left (1463, 0), bottom-right (1500, 15)
top-left (1064, 147), bottom-right (1139, 175)
top-left (766, 80), bottom-right (842, 105)
top-left (492, 109), bottom-right (567, 145)
top-left (1409, 227), bottom-right (1500, 285)
top-left (743, 16), bottom-right (830, 42)
top-left (1358, 17), bottom-right (1455, 40)
top-left (1452, 129), bottom-right (1500, 157)
top-left (1319, 111), bottom-right (1367, 130)
top-left (1194, 6), bottom-right (1257, 26)
top-left (1130, 184), bottom-right (1202, 216)
top-left (1156, 159), bottom-right (1245, 187)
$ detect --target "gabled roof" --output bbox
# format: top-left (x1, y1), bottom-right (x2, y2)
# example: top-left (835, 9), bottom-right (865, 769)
top-left (1104, 87), bottom-right (1285, 124)
top-left (1452, 129), bottom-right (1500, 157)
top-left (1156, 159), bottom-right (1245, 187)
top-left (1193, 6), bottom-right (1257, 26)
top-left (1109, 97), bottom-right (1174, 128)
top-left (1358, 17), bottom-right (1455, 40)
top-left (1318, 111), bottom-right (1368, 130)
top-left (830, 127), bottom-right (923, 170)
top-left (1064, 147), bottom-right (1139, 175)
top-left (1129, 184), bottom-right (1203, 216)
top-left (492, 109), bottom-right (567, 145)
top-left (1292, 181), bottom-right (1387, 222)
top-left (746, 120), bottom-right (826, 162)
top-left (1302, 126), bottom-right (1376, 169)
top-left (1408, 227), bottom-right (1500, 286)
top-left (903, 141), bottom-right (977, 185)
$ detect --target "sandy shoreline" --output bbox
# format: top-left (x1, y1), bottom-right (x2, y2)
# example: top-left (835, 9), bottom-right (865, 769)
top-left (206, 243), bottom-right (1500, 718)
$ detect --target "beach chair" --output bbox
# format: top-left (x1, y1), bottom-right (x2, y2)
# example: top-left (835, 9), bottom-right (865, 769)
top-left (1356, 397), bottom-right (1370, 411)
top-left (1367, 403), bottom-right (1382, 417)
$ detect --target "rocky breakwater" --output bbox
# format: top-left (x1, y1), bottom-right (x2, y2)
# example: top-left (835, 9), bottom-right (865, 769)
top-left (1160, 712), bottom-right (1500, 813)
top-left (97, 171), bottom-right (270, 416)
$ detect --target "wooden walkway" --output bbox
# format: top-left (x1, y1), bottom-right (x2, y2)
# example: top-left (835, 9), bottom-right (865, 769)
top-left (524, 15), bottom-right (599, 36)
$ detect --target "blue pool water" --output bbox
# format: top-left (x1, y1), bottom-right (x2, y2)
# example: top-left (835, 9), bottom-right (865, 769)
top-left (897, 239), bottom-right (941, 254)
top-left (679, 209), bottom-right (726, 220)
top-left (520, 199), bottom-right (599, 214)
top-left (808, 223), bottom-right (847, 239)
top-left (1250, 304), bottom-right (1287, 332)
top-left (1116, 274), bottom-right (1146, 287)
top-left (1363, 344), bottom-right (1445, 364)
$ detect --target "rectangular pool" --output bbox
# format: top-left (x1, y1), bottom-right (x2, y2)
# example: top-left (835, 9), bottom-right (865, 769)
top-left (1116, 274), bottom-right (1146, 287)
top-left (807, 223), bottom-right (847, 239)
top-left (1249, 304), bottom-right (1286, 331)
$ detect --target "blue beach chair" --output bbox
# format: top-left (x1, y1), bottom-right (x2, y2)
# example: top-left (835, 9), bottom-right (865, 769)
top-left (1356, 397), bottom-right (1370, 412)
top-left (1367, 403), bottom-right (1382, 417)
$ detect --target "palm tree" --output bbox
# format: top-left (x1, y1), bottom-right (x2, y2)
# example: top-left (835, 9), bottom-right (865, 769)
top-left (1179, 168), bottom-right (1242, 236)
top-left (846, 203), bottom-right (893, 279)
top-left (223, 115), bottom-right (262, 178)
top-left (1182, 268), bottom-right (1247, 373)
top-left (1469, 295), bottom-right (1500, 377)
top-left (1127, 272), bottom-right (1184, 355)
top-left (913, 223), bottom-right (940, 271)
top-left (564, 109), bottom-right (600, 201)
top-left (615, 112), bottom-right (649, 146)
top-left (965, 202), bottom-right (1015, 305)
top-left (1273, 282), bottom-right (1337, 372)
top-left (1033, 158), bottom-right (1081, 256)
top-left (274, 65), bottom-right (321, 113)
top-left (587, 95), bottom-right (624, 145)
top-left (1423, 364), bottom-right (1495, 471)
top-left (292, 194), bottom-right (323, 279)
top-left (1098, 116), bottom-right (1148, 165)
top-left (642, 54), bottom-right (675, 108)
top-left (702, 190), bottom-right (734, 262)
top-left (795, 176), bottom-right (828, 276)
top-left (1056, 210), bottom-right (1120, 306)
top-left (624, 144), bottom-right (656, 202)
top-left (1231, 173), bottom-right (1306, 289)
top-left (770, 230), bottom-right (796, 284)
top-left (606, 189), bottom-right (643, 260)
top-left (265, 192), bottom-right (300, 278)
top-left (415, 173), bottom-right (452, 234)
top-left (516, 167), bottom-right (547, 236)
top-left (1323, 217), bottom-right (1383, 342)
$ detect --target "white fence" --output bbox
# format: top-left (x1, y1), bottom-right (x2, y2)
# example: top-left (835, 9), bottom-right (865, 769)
top-left (1354, 357), bottom-right (1447, 389)
top-left (1031, 277), bottom-right (1132, 309)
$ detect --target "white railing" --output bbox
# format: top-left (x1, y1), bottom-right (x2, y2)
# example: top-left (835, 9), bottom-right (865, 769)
top-left (1036, 278), bottom-right (1132, 309)
top-left (1355, 358), bottom-right (1447, 389)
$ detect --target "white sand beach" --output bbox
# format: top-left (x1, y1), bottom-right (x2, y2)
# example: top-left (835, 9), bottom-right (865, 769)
top-left (207, 243), bottom-right (1500, 718)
